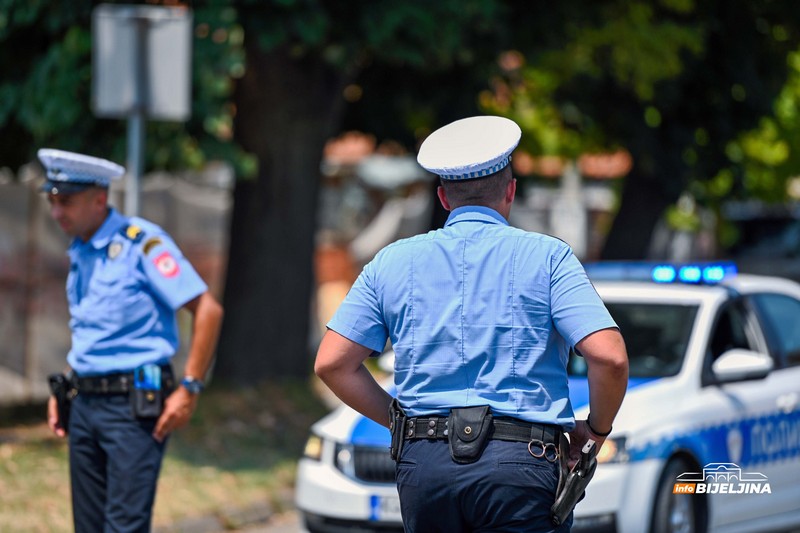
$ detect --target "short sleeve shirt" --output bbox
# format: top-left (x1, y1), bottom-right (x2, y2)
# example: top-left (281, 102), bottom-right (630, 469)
top-left (328, 205), bottom-right (616, 429)
top-left (65, 208), bottom-right (207, 375)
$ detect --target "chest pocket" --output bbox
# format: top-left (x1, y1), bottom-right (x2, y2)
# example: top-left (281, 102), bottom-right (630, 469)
top-left (85, 251), bottom-right (147, 323)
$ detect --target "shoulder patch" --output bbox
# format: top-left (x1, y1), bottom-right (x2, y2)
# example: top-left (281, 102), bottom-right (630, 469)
top-left (122, 225), bottom-right (144, 243)
top-left (154, 251), bottom-right (180, 278)
top-left (142, 237), bottom-right (162, 255)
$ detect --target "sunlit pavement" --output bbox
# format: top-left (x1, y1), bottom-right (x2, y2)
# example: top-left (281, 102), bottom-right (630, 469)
top-left (235, 510), bottom-right (306, 532)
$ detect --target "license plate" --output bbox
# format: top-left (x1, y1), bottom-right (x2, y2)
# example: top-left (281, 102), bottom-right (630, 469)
top-left (369, 494), bottom-right (403, 522)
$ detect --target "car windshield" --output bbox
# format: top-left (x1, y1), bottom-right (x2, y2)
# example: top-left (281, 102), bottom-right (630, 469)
top-left (569, 302), bottom-right (699, 378)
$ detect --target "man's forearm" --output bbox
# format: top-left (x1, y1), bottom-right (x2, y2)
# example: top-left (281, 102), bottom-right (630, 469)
top-left (315, 329), bottom-right (393, 428)
top-left (587, 362), bottom-right (628, 434)
top-left (321, 363), bottom-right (394, 428)
top-left (183, 292), bottom-right (224, 380)
top-left (577, 328), bottom-right (629, 434)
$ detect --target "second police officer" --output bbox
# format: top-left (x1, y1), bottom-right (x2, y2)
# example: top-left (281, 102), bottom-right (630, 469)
top-left (42, 149), bottom-right (224, 533)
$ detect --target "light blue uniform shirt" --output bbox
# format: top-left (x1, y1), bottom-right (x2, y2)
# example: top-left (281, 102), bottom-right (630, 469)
top-left (328, 205), bottom-right (616, 429)
top-left (66, 208), bottom-right (207, 376)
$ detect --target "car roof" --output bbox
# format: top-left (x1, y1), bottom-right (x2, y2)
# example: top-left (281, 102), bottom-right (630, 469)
top-left (591, 268), bottom-right (800, 304)
top-left (721, 272), bottom-right (800, 296)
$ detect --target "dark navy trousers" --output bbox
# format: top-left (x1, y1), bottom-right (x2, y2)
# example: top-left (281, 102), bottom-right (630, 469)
top-left (68, 392), bottom-right (167, 533)
top-left (396, 439), bottom-right (573, 533)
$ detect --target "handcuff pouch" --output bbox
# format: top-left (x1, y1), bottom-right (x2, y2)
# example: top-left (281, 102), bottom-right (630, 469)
top-left (448, 405), bottom-right (493, 464)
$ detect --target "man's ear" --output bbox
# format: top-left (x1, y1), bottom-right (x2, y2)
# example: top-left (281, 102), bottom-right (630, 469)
top-left (505, 178), bottom-right (517, 204)
top-left (95, 188), bottom-right (109, 205)
top-left (437, 186), bottom-right (452, 211)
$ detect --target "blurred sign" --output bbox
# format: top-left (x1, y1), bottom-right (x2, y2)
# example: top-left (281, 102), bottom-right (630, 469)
top-left (356, 155), bottom-right (431, 191)
top-left (92, 4), bottom-right (192, 120)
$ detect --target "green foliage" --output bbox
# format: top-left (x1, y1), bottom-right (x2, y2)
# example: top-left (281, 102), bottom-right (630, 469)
top-left (481, 1), bottom-right (708, 161)
top-left (564, 2), bottom-right (704, 101)
top-left (712, 49), bottom-right (800, 203)
top-left (482, 65), bottom-right (589, 158)
top-left (0, 0), bottom-right (252, 175)
top-left (482, 0), bottom-right (800, 218)
top-left (0, 0), bottom-right (505, 176)
top-left (2, 0), bottom-right (800, 211)
top-left (16, 27), bottom-right (92, 139)
top-left (228, 0), bottom-right (502, 70)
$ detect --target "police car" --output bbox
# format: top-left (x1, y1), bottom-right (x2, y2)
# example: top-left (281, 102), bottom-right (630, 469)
top-left (295, 262), bottom-right (800, 533)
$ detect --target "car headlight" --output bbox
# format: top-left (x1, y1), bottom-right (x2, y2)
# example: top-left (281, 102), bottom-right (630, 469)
top-left (596, 436), bottom-right (628, 464)
top-left (303, 434), bottom-right (323, 461)
top-left (334, 443), bottom-right (356, 478)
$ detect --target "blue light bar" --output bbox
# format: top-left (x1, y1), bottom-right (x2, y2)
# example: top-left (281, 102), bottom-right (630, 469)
top-left (703, 263), bottom-right (737, 282)
top-left (651, 265), bottom-right (677, 283)
top-left (585, 261), bottom-right (737, 285)
top-left (679, 265), bottom-right (702, 283)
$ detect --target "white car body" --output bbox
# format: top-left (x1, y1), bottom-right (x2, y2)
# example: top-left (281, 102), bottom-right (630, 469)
top-left (296, 397), bottom-right (403, 532)
top-left (296, 265), bottom-right (800, 533)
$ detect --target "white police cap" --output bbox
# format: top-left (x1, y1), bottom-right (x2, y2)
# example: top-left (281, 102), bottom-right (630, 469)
top-left (38, 148), bottom-right (125, 195)
top-left (417, 116), bottom-right (521, 180)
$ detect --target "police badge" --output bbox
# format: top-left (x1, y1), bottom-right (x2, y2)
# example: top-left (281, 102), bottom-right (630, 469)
top-left (108, 242), bottom-right (123, 259)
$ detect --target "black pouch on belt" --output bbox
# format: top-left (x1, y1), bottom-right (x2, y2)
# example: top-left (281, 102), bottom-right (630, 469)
top-left (448, 405), bottom-right (493, 464)
top-left (131, 364), bottom-right (163, 418)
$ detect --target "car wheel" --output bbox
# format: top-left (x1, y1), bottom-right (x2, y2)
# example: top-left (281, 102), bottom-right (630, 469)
top-left (651, 457), bottom-right (707, 533)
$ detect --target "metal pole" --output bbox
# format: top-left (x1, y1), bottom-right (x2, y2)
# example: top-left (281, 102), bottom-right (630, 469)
top-left (125, 17), bottom-right (149, 217)
top-left (126, 113), bottom-right (144, 217)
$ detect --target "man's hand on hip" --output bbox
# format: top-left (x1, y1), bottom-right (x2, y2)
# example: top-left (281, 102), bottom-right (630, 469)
top-left (153, 387), bottom-right (198, 442)
top-left (567, 419), bottom-right (607, 469)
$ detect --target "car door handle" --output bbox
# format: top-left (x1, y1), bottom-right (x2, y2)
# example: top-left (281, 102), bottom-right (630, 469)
top-left (776, 392), bottom-right (799, 414)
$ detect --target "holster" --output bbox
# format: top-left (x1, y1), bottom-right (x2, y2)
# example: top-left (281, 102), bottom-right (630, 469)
top-left (551, 439), bottom-right (598, 526)
top-left (447, 405), bottom-right (493, 464)
top-left (555, 433), bottom-right (570, 496)
top-left (48, 373), bottom-right (74, 434)
top-left (389, 398), bottom-right (407, 461)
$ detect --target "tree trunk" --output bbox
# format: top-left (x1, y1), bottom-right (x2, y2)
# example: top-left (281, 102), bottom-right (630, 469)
top-left (214, 44), bottom-right (349, 384)
top-left (601, 162), bottom-right (683, 260)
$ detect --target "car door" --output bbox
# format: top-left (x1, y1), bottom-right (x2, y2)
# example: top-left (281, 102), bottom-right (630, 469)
top-left (744, 292), bottom-right (800, 521)
top-left (698, 297), bottom-right (779, 529)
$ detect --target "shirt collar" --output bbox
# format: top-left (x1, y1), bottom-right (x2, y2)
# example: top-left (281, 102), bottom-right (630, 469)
top-left (444, 205), bottom-right (509, 227)
top-left (71, 208), bottom-right (127, 250)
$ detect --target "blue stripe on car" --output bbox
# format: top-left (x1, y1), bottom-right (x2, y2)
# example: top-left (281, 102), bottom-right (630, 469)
top-left (350, 385), bottom-right (396, 446)
top-left (568, 376), bottom-right (659, 411)
top-left (628, 409), bottom-right (800, 466)
top-left (351, 416), bottom-right (392, 446)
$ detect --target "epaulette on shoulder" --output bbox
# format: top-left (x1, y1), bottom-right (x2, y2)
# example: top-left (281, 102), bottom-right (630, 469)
top-left (121, 224), bottom-right (145, 243)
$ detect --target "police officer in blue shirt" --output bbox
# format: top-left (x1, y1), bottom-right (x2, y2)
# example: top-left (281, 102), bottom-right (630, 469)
top-left (41, 149), bottom-right (224, 533)
top-left (316, 116), bottom-right (629, 532)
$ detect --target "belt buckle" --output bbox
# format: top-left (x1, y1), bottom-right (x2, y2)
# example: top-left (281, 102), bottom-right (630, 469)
top-left (528, 438), bottom-right (559, 463)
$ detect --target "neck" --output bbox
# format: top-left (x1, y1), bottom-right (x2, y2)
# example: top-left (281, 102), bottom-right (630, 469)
top-left (79, 207), bottom-right (110, 242)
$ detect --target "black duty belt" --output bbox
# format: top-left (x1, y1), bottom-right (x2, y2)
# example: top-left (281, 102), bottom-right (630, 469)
top-left (403, 415), bottom-right (561, 445)
top-left (72, 368), bottom-right (174, 394)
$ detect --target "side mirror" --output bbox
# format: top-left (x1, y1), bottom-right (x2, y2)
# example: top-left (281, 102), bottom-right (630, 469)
top-left (712, 349), bottom-right (773, 383)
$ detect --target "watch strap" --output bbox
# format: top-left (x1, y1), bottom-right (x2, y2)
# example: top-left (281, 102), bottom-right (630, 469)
top-left (180, 376), bottom-right (204, 394)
